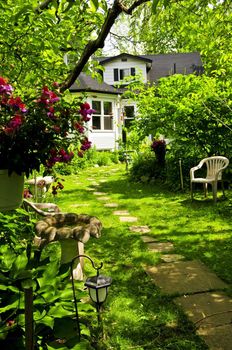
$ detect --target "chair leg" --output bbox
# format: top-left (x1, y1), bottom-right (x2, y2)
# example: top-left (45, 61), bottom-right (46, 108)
top-left (221, 180), bottom-right (226, 198)
top-left (212, 182), bottom-right (217, 203)
top-left (204, 183), bottom-right (208, 198)
top-left (190, 182), bottom-right (193, 201)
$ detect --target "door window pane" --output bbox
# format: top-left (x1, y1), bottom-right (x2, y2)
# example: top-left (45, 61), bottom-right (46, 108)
top-left (92, 101), bottom-right (101, 114)
top-left (104, 116), bottom-right (113, 130)
top-left (104, 102), bottom-right (112, 115)
top-left (92, 116), bottom-right (101, 129)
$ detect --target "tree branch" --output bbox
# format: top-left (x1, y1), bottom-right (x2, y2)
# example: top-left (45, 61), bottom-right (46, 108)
top-left (60, 0), bottom-right (150, 92)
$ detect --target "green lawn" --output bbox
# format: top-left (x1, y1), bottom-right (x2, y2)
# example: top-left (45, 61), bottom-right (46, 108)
top-left (52, 163), bottom-right (232, 349)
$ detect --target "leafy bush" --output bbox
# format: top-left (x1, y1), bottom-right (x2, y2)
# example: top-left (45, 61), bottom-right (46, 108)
top-left (129, 149), bottom-right (166, 183)
top-left (0, 210), bottom-right (96, 349)
top-left (125, 73), bottom-right (232, 189)
top-left (55, 146), bottom-right (120, 175)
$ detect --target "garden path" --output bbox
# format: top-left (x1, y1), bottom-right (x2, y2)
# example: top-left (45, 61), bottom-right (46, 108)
top-left (88, 172), bottom-right (232, 350)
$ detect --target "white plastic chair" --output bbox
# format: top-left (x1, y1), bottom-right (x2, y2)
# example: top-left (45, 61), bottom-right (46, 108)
top-left (190, 156), bottom-right (229, 202)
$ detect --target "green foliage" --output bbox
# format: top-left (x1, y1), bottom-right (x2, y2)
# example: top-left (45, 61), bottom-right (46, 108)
top-left (0, 210), bottom-right (95, 349)
top-left (55, 147), bottom-right (120, 175)
top-left (126, 73), bottom-right (232, 187)
top-left (130, 0), bottom-right (232, 79)
top-left (52, 164), bottom-right (232, 349)
top-left (0, 0), bottom-right (109, 92)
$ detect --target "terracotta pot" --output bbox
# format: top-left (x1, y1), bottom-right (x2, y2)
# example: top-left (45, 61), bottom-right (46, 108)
top-left (0, 169), bottom-right (24, 211)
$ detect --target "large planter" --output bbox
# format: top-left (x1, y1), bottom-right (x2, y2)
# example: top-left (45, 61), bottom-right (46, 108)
top-left (0, 169), bottom-right (24, 211)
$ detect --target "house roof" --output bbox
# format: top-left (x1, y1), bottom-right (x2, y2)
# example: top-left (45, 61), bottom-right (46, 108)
top-left (141, 52), bottom-right (203, 82)
top-left (98, 53), bottom-right (153, 65)
top-left (70, 52), bottom-right (203, 95)
top-left (69, 72), bottom-right (123, 95)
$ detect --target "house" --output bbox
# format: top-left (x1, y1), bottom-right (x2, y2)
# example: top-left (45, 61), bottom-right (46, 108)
top-left (70, 52), bottom-right (203, 150)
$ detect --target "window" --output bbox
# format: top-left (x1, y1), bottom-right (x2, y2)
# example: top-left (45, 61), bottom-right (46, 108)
top-left (114, 68), bottom-right (136, 81)
top-left (92, 100), bottom-right (113, 131)
top-left (124, 105), bottom-right (135, 129)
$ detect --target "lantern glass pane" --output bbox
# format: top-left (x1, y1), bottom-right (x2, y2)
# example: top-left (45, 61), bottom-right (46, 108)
top-left (89, 287), bottom-right (107, 304)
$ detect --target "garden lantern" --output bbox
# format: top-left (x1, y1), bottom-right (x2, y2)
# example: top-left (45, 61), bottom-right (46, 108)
top-left (70, 254), bottom-right (112, 339)
top-left (85, 274), bottom-right (112, 309)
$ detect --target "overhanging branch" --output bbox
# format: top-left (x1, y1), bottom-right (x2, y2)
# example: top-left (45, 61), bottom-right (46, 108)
top-left (60, 0), bottom-right (150, 92)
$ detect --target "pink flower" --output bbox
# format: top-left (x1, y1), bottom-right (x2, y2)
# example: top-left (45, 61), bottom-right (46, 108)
top-left (52, 82), bottom-right (59, 88)
top-left (0, 77), bottom-right (13, 95)
top-left (80, 138), bottom-right (92, 151)
top-left (74, 122), bottom-right (84, 133)
top-left (8, 115), bottom-right (24, 129)
top-left (80, 102), bottom-right (90, 110)
top-left (78, 150), bottom-right (84, 158)
top-left (3, 127), bottom-right (14, 135)
top-left (8, 97), bottom-right (27, 112)
top-left (53, 125), bottom-right (61, 133)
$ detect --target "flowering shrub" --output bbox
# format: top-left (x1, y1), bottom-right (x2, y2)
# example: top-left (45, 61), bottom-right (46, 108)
top-left (151, 139), bottom-right (166, 165)
top-left (151, 139), bottom-right (166, 152)
top-left (0, 77), bottom-right (93, 177)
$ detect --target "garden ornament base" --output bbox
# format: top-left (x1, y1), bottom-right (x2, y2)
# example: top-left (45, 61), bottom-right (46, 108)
top-left (26, 176), bottom-right (54, 200)
top-left (34, 212), bottom-right (102, 280)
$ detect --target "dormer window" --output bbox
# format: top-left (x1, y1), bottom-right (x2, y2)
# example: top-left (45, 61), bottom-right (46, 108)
top-left (113, 68), bottom-right (136, 81)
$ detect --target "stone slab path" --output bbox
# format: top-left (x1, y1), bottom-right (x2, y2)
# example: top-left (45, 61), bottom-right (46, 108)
top-left (90, 175), bottom-right (231, 349)
top-left (145, 260), bottom-right (227, 295)
top-left (130, 226), bottom-right (151, 234)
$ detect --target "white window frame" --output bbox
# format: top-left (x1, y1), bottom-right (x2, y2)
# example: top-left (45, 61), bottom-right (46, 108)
top-left (91, 100), bottom-right (114, 132)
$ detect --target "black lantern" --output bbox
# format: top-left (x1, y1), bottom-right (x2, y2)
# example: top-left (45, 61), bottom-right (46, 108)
top-left (85, 274), bottom-right (112, 310)
top-left (70, 254), bottom-right (112, 339)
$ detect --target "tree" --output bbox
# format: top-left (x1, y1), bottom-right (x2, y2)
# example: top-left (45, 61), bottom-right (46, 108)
top-left (0, 0), bottom-right (153, 94)
top-left (128, 0), bottom-right (232, 78)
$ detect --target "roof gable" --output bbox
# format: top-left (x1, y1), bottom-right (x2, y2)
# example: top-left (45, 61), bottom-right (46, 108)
top-left (98, 53), bottom-right (152, 65)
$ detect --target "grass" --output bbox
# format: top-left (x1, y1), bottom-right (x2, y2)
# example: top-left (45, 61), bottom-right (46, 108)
top-left (51, 163), bottom-right (232, 349)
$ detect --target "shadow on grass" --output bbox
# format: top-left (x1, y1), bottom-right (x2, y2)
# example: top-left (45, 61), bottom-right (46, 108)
top-left (85, 227), bottom-right (208, 349)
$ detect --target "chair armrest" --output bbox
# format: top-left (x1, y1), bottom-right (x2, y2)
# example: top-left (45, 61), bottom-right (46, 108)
top-left (190, 160), bottom-right (205, 180)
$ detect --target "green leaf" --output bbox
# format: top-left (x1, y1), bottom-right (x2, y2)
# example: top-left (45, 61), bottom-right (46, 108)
top-left (163, 0), bottom-right (170, 8)
top-left (90, 0), bottom-right (99, 11)
top-left (10, 252), bottom-right (28, 279)
top-left (152, 0), bottom-right (160, 13)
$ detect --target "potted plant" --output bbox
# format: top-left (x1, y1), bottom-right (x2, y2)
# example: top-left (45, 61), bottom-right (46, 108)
top-left (0, 77), bottom-right (93, 210)
top-left (151, 139), bottom-right (166, 165)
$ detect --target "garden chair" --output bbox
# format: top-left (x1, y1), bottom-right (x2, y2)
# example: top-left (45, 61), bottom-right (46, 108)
top-left (190, 156), bottom-right (229, 203)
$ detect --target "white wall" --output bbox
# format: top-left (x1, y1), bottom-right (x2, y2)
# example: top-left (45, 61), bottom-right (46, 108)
top-left (86, 93), bottom-right (121, 150)
top-left (103, 57), bottom-right (147, 85)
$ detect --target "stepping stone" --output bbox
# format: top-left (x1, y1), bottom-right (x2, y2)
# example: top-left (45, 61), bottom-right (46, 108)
top-left (113, 210), bottom-right (130, 216)
top-left (70, 203), bottom-right (90, 207)
top-left (197, 324), bottom-right (232, 350)
top-left (174, 291), bottom-right (232, 350)
top-left (86, 178), bottom-right (95, 181)
top-left (104, 203), bottom-right (119, 208)
top-left (99, 179), bottom-right (107, 183)
top-left (91, 182), bottom-right (99, 186)
top-left (120, 216), bottom-right (138, 222)
top-left (97, 196), bottom-right (111, 201)
top-left (145, 260), bottom-right (228, 295)
top-left (147, 242), bottom-right (174, 253)
top-left (161, 254), bottom-right (185, 263)
top-left (130, 226), bottom-right (151, 234)
top-left (93, 192), bottom-right (108, 196)
top-left (174, 292), bottom-right (232, 327)
top-left (140, 235), bottom-right (157, 242)
top-left (87, 187), bottom-right (95, 191)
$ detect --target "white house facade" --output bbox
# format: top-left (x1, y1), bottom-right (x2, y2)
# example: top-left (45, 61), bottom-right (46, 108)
top-left (70, 52), bottom-right (203, 150)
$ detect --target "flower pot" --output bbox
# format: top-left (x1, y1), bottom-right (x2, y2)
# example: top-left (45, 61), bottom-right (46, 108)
top-left (155, 147), bottom-right (166, 165)
top-left (0, 170), bottom-right (24, 211)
